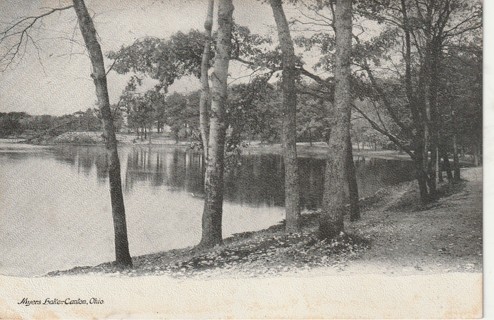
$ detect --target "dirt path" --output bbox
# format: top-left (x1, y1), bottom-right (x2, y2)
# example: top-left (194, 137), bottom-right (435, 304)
top-left (341, 167), bottom-right (483, 275)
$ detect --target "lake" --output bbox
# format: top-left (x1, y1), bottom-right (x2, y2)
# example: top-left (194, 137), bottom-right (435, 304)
top-left (0, 141), bottom-right (415, 276)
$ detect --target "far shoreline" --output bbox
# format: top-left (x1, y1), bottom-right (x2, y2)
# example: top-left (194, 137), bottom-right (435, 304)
top-left (3, 133), bottom-right (477, 164)
top-left (1, 132), bottom-right (417, 162)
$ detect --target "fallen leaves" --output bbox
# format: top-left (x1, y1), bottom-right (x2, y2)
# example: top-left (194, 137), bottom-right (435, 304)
top-left (48, 230), bottom-right (370, 279)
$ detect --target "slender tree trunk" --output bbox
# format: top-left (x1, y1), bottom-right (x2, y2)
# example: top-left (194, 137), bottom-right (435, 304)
top-left (423, 78), bottom-right (434, 195)
top-left (437, 146), bottom-right (443, 183)
top-left (199, 0), bottom-right (214, 161)
top-left (441, 146), bottom-right (453, 182)
top-left (452, 134), bottom-right (461, 181)
top-left (73, 0), bottom-right (132, 267)
top-left (199, 0), bottom-right (234, 248)
top-left (346, 132), bottom-right (360, 221)
top-left (269, 0), bottom-right (300, 233)
top-left (451, 109), bottom-right (461, 181)
top-left (401, 0), bottom-right (431, 203)
top-left (413, 137), bottom-right (430, 203)
top-left (415, 157), bottom-right (430, 203)
top-left (472, 142), bottom-right (480, 167)
top-left (319, 0), bottom-right (352, 239)
top-left (427, 41), bottom-right (442, 195)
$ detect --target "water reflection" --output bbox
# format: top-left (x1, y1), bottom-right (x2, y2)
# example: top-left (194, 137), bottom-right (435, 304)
top-left (0, 143), bottom-right (415, 276)
top-left (52, 145), bottom-right (416, 210)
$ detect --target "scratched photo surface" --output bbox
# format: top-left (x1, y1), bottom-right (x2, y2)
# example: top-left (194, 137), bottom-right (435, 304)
top-left (0, 0), bottom-right (484, 318)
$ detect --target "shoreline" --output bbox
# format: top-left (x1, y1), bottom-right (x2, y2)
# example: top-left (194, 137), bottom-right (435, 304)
top-left (1, 135), bottom-right (420, 162)
top-left (46, 167), bottom-right (482, 279)
top-left (4, 134), bottom-right (475, 164)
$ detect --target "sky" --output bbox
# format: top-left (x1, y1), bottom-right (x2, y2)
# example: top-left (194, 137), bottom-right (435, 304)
top-left (0, 0), bottom-right (488, 116)
top-left (0, 0), bottom-right (284, 115)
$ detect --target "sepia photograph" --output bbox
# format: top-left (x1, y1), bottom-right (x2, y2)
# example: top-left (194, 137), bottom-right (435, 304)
top-left (0, 0), bottom-right (485, 318)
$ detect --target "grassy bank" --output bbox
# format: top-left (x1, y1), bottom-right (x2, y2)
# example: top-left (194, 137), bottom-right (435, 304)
top-left (47, 167), bottom-right (482, 278)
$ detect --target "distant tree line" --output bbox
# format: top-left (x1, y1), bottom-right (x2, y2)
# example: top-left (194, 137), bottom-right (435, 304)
top-left (0, 109), bottom-right (121, 138)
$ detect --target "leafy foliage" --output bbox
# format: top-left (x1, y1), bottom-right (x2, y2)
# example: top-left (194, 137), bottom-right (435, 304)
top-left (107, 30), bottom-right (206, 90)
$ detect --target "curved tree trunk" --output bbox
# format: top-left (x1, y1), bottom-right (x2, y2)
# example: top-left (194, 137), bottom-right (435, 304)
top-left (199, 0), bottom-right (234, 248)
top-left (269, 0), bottom-right (300, 233)
top-left (199, 0), bottom-right (214, 161)
top-left (73, 0), bottom-right (132, 267)
top-left (319, 0), bottom-right (352, 240)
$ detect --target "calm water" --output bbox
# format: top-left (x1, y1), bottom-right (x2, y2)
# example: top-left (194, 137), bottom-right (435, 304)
top-left (0, 141), bottom-right (415, 276)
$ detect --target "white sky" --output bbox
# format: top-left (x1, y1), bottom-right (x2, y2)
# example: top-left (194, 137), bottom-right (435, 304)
top-left (0, 0), bottom-right (487, 116)
top-left (0, 0), bottom-right (286, 115)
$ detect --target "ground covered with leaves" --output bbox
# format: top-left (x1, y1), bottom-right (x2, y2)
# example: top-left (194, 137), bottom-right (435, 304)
top-left (342, 167), bottom-right (483, 275)
top-left (48, 167), bottom-right (482, 278)
top-left (48, 230), bottom-right (369, 278)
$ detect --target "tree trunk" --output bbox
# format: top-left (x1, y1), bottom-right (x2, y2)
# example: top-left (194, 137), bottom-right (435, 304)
top-left (346, 132), bottom-right (360, 221)
top-left (269, 0), bottom-right (300, 233)
top-left (451, 110), bottom-right (461, 181)
top-left (413, 136), bottom-right (430, 203)
top-left (440, 146), bottom-right (453, 182)
top-left (73, 0), bottom-right (132, 267)
top-left (319, 0), bottom-right (352, 240)
top-left (401, 0), bottom-right (431, 203)
top-left (199, 0), bottom-right (214, 161)
top-left (414, 154), bottom-right (430, 204)
top-left (452, 136), bottom-right (461, 181)
top-left (437, 146), bottom-right (443, 183)
top-left (427, 41), bottom-right (442, 196)
top-left (472, 142), bottom-right (481, 167)
top-left (199, 0), bottom-right (234, 248)
top-left (422, 79), bottom-right (434, 197)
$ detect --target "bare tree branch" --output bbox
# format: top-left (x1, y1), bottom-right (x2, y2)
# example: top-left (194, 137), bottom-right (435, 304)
top-left (352, 103), bottom-right (415, 159)
top-left (360, 61), bottom-right (413, 137)
top-left (0, 5), bottom-right (74, 71)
